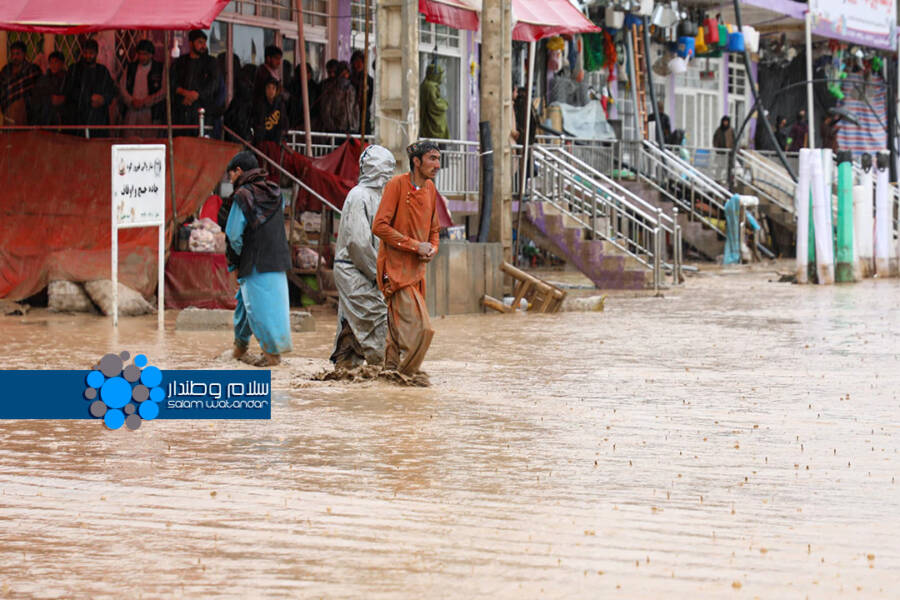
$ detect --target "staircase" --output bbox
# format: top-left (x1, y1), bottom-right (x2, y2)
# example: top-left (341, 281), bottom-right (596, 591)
top-left (617, 178), bottom-right (724, 259)
top-left (521, 202), bottom-right (653, 289)
top-left (522, 145), bottom-right (681, 290)
top-left (736, 150), bottom-right (796, 254)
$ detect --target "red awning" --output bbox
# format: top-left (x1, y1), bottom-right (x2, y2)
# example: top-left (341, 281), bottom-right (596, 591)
top-left (512, 0), bottom-right (601, 41)
top-left (419, 0), bottom-right (480, 32)
top-left (0, 0), bottom-right (229, 33)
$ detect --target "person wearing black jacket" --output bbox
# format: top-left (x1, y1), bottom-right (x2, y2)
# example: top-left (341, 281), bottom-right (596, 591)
top-left (170, 30), bottom-right (219, 134)
top-left (252, 77), bottom-right (288, 145)
top-left (119, 40), bottom-right (166, 136)
top-left (33, 51), bottom-right (68, 126)
top-left (65, 39), bottom-right (115, 137)
top-left (217, 151), bottom-right (292, 366)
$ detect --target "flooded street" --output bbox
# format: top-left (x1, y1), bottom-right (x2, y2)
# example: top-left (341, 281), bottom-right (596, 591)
top-left (1, 264), bottom-right (898, 598)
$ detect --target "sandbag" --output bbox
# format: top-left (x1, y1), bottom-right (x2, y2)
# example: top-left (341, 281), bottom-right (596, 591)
top-left (84, 280), bottom-right (156, 317)
top-left (48, 280), bottom-right (96, 313)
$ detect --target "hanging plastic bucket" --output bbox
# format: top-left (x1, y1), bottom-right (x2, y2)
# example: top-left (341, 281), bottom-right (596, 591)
top-left (605, 10), bottom-right (624, 29)
top-left (741, 26), bottom-right (760, 53)
top-left (704, 17), bottom-right (719, 44)
top-left (727, 32), bottom-right (745, 53)
top-left (718, 24), bottom-right (729, 47)
top-left (677, 36), bottom-right (695, 59)
top-left (695, 27), bottom-right (708, 54)
top-left (677, 20), bottom-right (698, 38)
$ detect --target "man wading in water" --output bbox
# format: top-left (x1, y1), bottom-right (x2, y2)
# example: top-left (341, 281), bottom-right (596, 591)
top-left (219, 151), bottom-right (293, 366)
top-left (372, 141), bottom-right (441, 385)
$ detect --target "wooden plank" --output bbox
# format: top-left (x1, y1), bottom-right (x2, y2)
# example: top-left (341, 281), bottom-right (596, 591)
top-left (510, 280), bottom-right (533, 311)
top-left (482, 295), bottom-right (508, 313)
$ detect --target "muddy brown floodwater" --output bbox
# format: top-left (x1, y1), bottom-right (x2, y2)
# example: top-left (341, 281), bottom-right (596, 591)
top-left (0, 263), bottom-right (898, 598)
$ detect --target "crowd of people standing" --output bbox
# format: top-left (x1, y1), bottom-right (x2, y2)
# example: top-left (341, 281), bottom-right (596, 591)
top-left (0, 32), bottom-right (374, 143)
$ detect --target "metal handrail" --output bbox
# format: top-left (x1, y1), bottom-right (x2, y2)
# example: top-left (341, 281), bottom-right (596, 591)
top-left (737, 150), bottom-right (796, 214)
top-left (420, 137), bottom-right (480, 198)
top-left (539, 145), bottom-right (676, 232)
top-left (533, 150), bottom-right (658, 267)
top-left (634, 142), bottom-right (728, 238)
top-left (644, 140), bottom-right (732, 202)
top-left (531, 144), bottom-right (679, 288)
top-left (223, 125), bottom-right (341, 214)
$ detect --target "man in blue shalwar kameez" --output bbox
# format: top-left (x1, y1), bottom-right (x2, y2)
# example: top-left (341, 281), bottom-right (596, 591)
top-left (218, 151), bottom-right (293, 366)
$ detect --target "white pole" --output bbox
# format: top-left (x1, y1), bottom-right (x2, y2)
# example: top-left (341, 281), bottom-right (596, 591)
top-left (805, 11), bottom-right (815, 149)
top-left (519, 40), bottom-right (536, 200)
top-left (796, 148), bottom-right (811, 283)
top-left (111, 202), bottom-right (118, 328)
top-left (158, 224), bottom-right (165, 330)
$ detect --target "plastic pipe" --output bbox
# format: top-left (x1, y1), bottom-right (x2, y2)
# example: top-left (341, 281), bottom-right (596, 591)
top-left (874, 151), bottom-right (891, 274)
top-left (811, 150), bottom-right (835, 284)
top-left (835, 150), bottom-right (855, 282)
top-left (795, 149), bottom-right (812, 283)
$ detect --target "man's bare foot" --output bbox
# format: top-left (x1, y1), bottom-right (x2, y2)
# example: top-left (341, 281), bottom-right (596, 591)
top-left (262, 352), bottom-right (281, 367)
top-left (232, 343), bottom-right (248, 360)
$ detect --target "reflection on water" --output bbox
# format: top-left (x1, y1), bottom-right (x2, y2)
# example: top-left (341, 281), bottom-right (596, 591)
top-left (0, 266), bottom-right (898, 597)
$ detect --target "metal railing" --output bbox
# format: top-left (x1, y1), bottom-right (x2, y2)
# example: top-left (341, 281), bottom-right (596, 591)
top-left (737, 149), bottom-right (796, 214)
top-left (535, 134), bottom-right (619, 178)
top-left (224, 126), bottom-right (340, 215)
top-left (665, 145), bottom-right (733, 183)
top-left (531, 144), bottom-right (681, 289)
top-left (283, 130), bottom-right (374, 157)
top-left (420, 137), bottom-right (480, 200)
top-left (636, 141), bottom-right (729, 238)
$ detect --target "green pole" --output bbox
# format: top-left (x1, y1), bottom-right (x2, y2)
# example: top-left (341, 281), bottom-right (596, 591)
top-left (808, 192), bottom-right (816, 282)
top-left (835, 150), bottom-right (855, 282)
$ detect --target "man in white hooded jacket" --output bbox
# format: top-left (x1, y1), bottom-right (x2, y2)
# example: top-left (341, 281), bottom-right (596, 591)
top-left (330, 145), bottom-right (396, 368)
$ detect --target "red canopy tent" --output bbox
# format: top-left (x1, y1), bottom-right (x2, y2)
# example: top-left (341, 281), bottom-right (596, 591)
top-left (511, 0), bottom-right (601, 41)
top-left (0, 0), bottom-right (229, 33)
top-left (418, 0), bottom-right (600, 40)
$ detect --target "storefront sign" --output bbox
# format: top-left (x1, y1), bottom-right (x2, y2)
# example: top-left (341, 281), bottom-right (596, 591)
top-left (810, 0), bottom-right (897, 50)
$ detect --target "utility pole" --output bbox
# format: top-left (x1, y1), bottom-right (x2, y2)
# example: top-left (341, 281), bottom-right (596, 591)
top-left (480, 0), bottom-right (513, 259)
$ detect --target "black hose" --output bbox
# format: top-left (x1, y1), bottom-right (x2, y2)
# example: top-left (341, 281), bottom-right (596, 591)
top-left (641, 17), bottom-right (666, 149)
top-left (730, 0), bottom-right (796, 186)
top-left (477, 120), bottom-right (493, 243)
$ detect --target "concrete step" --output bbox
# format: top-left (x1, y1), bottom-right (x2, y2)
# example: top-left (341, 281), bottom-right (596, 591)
top-left (678, 214), bottom-right (724, 260)
top-left (522, 202), bottom-right (654, 290)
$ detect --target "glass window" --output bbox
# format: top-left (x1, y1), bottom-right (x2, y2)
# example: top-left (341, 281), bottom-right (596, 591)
top-left (304, 0), bottom-right (328, 28)
top-left (233, 24), bottom-right (276, 65)
top-left (351, 0), bottom-right (375, 36)
top-left (283, 37), bottom-right (297, 64)
top-left (305, 41), bottom-right (326, 82)
top-left (419, 53), bottom-right (461, 138)
top-left (418, 16), bottom-right (460, 50)
top-left (206, 21), bottom-right (227, 61)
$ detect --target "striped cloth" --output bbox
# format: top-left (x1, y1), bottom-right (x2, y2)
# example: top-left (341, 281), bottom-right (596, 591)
top-left (836, 73), bottom-right (887, 156)
top-left (0, 61), bottom-right (41, 112)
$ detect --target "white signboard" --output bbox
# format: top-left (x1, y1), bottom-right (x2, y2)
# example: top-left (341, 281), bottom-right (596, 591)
top-left (110, 144), bottom-right (167, 329)
top-left (112, 144), bottom-right (166, 226)
top-left (810, 0), bottom-right (897, 50)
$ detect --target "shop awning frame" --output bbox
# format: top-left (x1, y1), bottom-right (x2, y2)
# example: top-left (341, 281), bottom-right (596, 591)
top-left (0, 0), bottom-right (230, 33)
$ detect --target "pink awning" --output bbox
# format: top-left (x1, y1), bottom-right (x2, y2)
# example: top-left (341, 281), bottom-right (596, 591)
top-left (0, 0), bottom-right (229, 33)
top-left (419, 0), bottom-right (480, 32)
top-left (512, 0), bottom-right (602, 41)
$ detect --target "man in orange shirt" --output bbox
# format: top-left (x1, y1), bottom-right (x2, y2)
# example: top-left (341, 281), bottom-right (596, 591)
top-left (372, 141), bottom-right (442, 381)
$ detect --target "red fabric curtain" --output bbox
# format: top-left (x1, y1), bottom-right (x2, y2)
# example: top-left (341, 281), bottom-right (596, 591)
top-left (512, 0), bottom-right (601, 41)
top-left (418, 0), bottom-right (479, 32)
top-left (0, 132), bottom-right (239, 300)
top-left (0, 0), bottom-right (229, 33)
